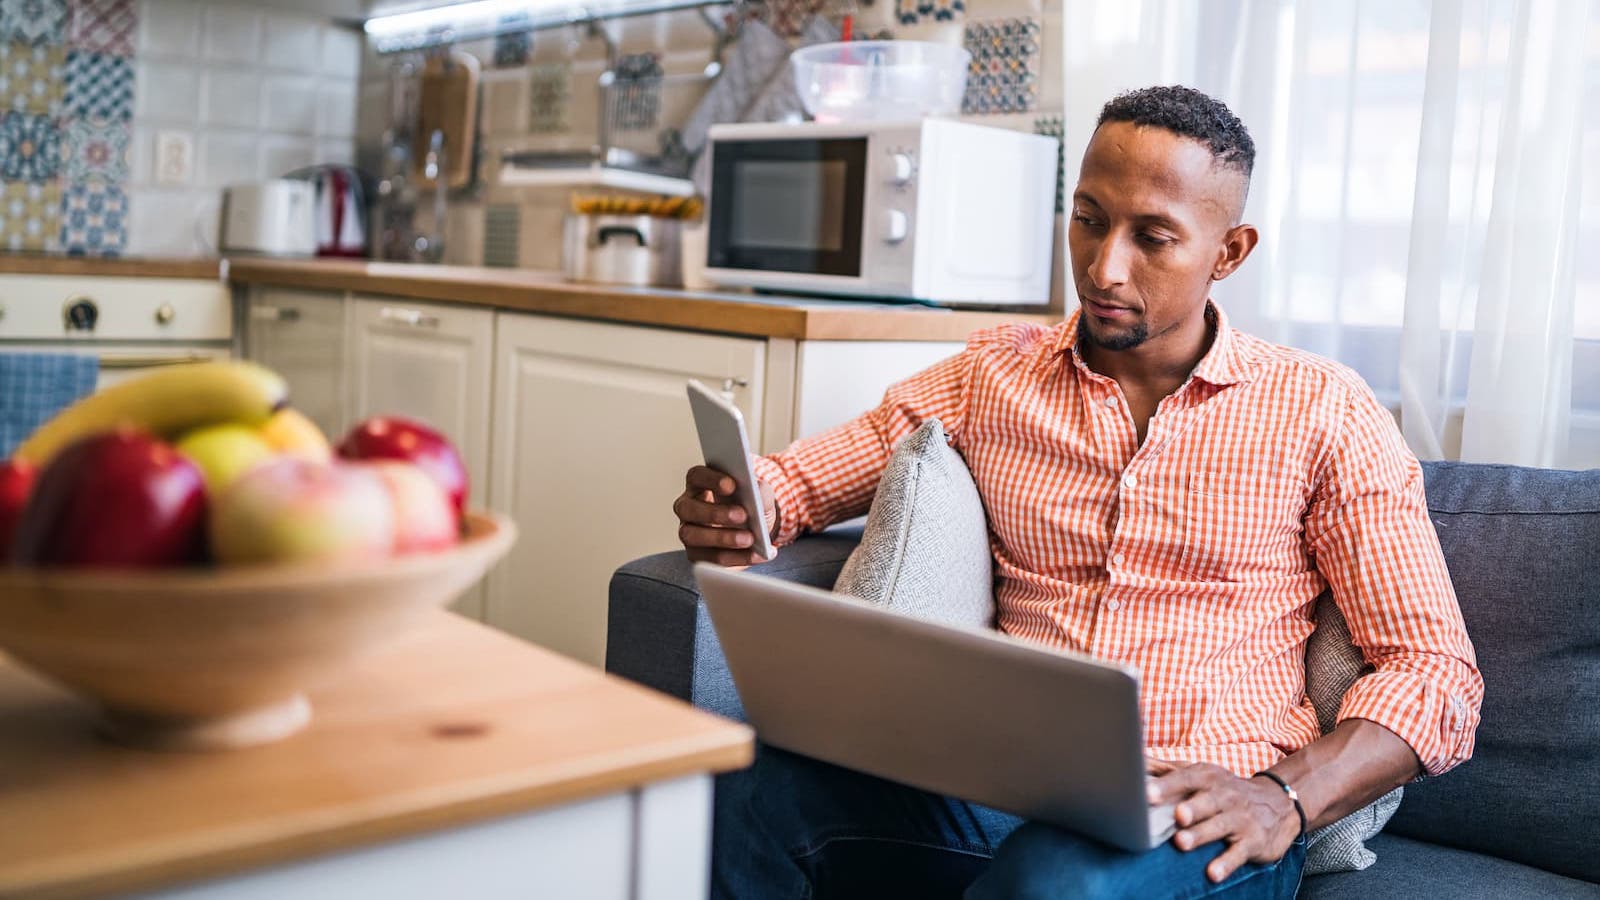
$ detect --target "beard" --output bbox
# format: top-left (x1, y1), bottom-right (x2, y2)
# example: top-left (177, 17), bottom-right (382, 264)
top-left (1077, 310), bottom-right (1150, 351)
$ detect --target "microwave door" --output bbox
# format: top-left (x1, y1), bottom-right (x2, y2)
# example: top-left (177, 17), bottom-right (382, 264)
top-left (707, 137), bottom-right (868, 277)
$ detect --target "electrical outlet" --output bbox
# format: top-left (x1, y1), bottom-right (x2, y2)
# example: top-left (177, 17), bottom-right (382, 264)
top-left (155, 131), bottom-right (194, 186)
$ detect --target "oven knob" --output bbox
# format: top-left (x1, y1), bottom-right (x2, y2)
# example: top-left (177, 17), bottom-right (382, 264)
top-left (155, 303), bottom-right (176, 326)
top-left (883, 209), bottom-right (909, 244)
top-left (63, 296), bottom-right (98, 332)
top-left (888, 153), bottom-right (915, 185)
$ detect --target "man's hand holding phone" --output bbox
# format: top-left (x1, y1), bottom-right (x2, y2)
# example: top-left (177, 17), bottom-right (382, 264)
top-left (674, 466), bottom-right (777, 566)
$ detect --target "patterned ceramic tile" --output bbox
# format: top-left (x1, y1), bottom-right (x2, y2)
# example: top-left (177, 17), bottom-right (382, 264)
top-left (0, 0), bottom-right (67, 45)
top-left (67, 0), bottom-right (135, 57)
top-left (895, 0), bottom-right (963, 26)
top-left (61, 115), bottom-right (126, 181)
top-left (63, 50), bottom-right (131, 120)
top-left (0, 110), bottom-right (57, 180)
top-left (493, 13), bottom-right (530, 68)
top-left (609, 53), bottom-right (661, 132)
top-left (1034, 114), bottom-right (1063, 213)
top-left (528, 61), bottom-right (569, 133)
top-left (0, 42), bottom-right (64, 115)
top-left (0, 179), bottom-right (59, 250)
top-left (58, 177), bottom-right (124, 254)
top-left (962, 17), bottom-right (1040, 115)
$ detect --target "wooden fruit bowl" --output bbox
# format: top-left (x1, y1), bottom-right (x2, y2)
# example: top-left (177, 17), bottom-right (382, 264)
top-left (0, 512), bottom-right (515, 751)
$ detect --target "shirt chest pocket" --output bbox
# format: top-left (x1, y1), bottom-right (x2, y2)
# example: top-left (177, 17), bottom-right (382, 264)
top-left (1179, 470), bottom-right (1309, 581)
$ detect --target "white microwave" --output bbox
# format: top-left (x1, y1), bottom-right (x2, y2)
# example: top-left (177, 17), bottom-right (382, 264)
top-left (704, 119), bottom-right (1058, 307)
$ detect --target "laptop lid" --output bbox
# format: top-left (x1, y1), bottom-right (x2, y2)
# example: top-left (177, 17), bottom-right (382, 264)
top-left (694, 563), bottom-right (1175, 852)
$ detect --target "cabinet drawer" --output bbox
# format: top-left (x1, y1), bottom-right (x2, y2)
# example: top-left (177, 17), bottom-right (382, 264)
top-left (0, 275), bottom-right (231, 341)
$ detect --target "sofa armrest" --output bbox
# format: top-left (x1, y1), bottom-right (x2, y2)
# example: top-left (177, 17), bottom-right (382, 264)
top-left (606, 526), bottom-right (864, 722)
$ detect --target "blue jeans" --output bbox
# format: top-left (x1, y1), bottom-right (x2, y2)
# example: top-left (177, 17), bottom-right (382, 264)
top-left (713, 744), bottom-right (1308, 900)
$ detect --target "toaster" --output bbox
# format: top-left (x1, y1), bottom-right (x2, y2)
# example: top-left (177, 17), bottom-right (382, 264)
top-left (220, 180), bottom-right (317, 257)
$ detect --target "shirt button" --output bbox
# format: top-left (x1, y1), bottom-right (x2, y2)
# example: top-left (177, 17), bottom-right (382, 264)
top-left (1105, 599), bottom-right (1122, 611)
top-left (1122, 474), bottom-right (1137, 489)
top-left (1111, 552), bottom-right (1125, 566)
top-left (1103, 396), bottom-right (1118, 408)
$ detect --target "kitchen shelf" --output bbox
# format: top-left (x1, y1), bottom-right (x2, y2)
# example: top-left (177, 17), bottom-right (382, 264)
top-left (498, 162), bottom-right (696, 197)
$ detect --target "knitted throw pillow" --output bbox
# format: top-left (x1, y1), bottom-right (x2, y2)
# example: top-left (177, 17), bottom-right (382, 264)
top-left (1302, 592), bottom-right (1404, 874)
top-left (833, 419), bottom-right (994, 630)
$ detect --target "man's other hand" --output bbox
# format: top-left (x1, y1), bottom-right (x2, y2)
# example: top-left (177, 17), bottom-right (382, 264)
top-left (1147, 762), bottom-right (1300, 883)
top-left (674, 465), bottom-right (777, 567)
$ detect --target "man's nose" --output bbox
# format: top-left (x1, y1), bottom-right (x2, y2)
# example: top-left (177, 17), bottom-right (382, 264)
top-left (1088, 235), bottom-right (1131, 289)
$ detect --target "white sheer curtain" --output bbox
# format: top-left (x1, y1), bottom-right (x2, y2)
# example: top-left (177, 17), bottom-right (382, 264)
top-left (1059, 0), bottom-right (1600, 468)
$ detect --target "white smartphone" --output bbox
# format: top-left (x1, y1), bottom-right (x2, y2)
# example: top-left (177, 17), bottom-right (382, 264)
top-left (686, 379), bottom-right (776, 561)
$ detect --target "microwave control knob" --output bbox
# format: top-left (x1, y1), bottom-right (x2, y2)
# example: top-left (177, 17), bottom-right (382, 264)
top-left (63, 296), bottom-right (98, 332)
top-left (884, 209), bottom-right (910, 244)
top-left (888, 153), bottom-right (915, 185)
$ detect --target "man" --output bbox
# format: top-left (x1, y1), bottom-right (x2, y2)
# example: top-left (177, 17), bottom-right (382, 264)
top-left (674, 86), bottom-right (1482, 898)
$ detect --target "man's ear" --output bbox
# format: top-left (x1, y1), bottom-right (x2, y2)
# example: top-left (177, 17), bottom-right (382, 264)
top-left (1211, 224), bottom-right (1259, 281)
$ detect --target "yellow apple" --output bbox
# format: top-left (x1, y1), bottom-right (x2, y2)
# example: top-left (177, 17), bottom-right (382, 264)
top-left (209, 458), bottom-right (395, 565)
top-left (175, 423), bottom-right (276, 498)
top-left (258, 407), bottom-right (332, 462)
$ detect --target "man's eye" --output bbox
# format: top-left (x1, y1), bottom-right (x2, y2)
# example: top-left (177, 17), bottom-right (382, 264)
top-left (1072, 214), bottom-right (1102, 228)
top-left (1139, 233), bottom-right (1174, 247)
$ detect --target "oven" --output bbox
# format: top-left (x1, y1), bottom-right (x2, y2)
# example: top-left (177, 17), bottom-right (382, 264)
top-left (0, 274), bottom-right (235, 389)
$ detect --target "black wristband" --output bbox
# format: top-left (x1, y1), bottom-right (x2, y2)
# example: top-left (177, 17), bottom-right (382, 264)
top-left (1253, 770), bottom-right (1308, 840)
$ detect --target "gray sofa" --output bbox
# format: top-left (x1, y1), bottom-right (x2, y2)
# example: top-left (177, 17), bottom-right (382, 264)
top-left (607, 461), bottom-right (1600, 898)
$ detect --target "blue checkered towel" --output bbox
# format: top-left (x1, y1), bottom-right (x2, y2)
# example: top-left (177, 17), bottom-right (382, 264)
top-left (0, 353), bottom-right (99, 459)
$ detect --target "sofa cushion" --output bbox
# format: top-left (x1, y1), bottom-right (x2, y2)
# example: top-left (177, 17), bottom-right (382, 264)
top-left (1302, 595), bottom-right (1403, 874)
top-left (1386, 462), bottom-right (1600, 883)
top-left (1300, 834), bottom-right (1600, 899)
top-left (834, 419), bottom-right (995, 630)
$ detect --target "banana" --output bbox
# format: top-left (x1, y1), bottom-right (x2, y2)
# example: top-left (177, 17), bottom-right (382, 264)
top-left (13, 361), bottom-right (288, 467)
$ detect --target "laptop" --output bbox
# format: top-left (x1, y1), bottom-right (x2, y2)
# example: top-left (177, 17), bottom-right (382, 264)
top-left (694, 563), bottom-right (1178, 853)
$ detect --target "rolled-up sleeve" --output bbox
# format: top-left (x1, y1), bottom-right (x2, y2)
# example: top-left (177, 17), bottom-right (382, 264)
top-left (1304, 385), bottom-right (1484, 777)
top-left (752, 343), bottom-right (977, 547)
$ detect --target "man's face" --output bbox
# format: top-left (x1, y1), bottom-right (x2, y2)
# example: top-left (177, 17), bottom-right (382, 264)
top-left (1068, 121), bottom-right (1246, 353)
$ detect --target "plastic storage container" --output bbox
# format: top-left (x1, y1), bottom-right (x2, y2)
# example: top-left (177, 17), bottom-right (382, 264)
top-left (791, 41), bottom-right (970, 123)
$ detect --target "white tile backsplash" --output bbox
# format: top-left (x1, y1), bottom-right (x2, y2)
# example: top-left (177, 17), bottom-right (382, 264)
top-left (264, 16), bottom-right (321, 72)
top-left (200, 132), bottom-right (259, 187)
top-left (127, 4), bottom-right (361, 258)
top-left (321, 25), bottom-right (362, 79)
top-left (263, 75), bottom-right (319, 136)
top-left (139, 0), bottom-right (200, 59)
top-left (203, 5), bottom-right (262, 64)
top-left (135, 61), bottom-right (201, 124)
top-left (316, 82), bottom-right (357, 139)
top-left (204, 69), bottom-right (262, 129)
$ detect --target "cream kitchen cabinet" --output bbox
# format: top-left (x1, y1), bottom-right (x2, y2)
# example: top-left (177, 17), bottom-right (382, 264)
top-left (486, 313), bottom-right (768, 666)
top-left (244, 288), bottom-right (347, 440)
top-left (348, 296), bottom-right (495, 621)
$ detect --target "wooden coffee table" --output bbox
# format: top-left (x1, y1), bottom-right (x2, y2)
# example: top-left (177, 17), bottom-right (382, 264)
top-left (0, 611), bottom-right (753, 899)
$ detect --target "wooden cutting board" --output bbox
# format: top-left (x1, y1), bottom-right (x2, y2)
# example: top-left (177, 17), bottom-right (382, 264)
top-left (412, 49), bottom-right (480, 189)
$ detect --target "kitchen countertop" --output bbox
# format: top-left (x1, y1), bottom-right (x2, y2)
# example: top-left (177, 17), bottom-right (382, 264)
top-left (228, 258), bottom-right (1060, 342)
top-left (0, 612), bottom-right (753, 900)
top-left (0, 255), bottom-right (223, 280)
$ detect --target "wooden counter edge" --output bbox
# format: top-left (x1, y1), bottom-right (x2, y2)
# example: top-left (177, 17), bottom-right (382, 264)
top-left (5, 721), bottom-right (753, 900)
top-left (0, 257), bottom-right (223, 280)
top-left (227, 260), bottom-right (1059, 342)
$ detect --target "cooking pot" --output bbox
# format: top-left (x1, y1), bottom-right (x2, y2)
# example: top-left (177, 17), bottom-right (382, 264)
top-left (562, 213), bottom-right (682, 288)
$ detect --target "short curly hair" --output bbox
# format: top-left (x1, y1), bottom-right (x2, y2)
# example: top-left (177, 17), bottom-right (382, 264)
top-left (1097, 86), bottom-right (1255, 178)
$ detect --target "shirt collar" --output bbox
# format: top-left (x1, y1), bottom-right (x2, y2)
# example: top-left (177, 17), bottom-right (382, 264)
top-left (1040, 301), bottom-right (1253, 386)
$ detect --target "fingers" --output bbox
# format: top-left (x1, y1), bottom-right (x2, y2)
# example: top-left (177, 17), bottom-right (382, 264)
top-left (679, 523), bottom-right (754, 550)
top-left (1206, 840), bottom-right (1254, 884)
top-left (1172, 790), bottom-right (1225, 829)
top-left (1148, 762), bottom-right (1229, 805)
top-left (685, 465), bottom-right (737, 497)
top-left (1173, 805), bottom-right (1237, 852)
top-left (674, 492), bottom-right (748, 527)
top-left (1145, 756), bottom-right (1179, 777)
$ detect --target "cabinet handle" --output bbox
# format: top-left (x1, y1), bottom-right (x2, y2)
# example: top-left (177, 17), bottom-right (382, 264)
top-left (380, 306), bottom-right (441, 329)
top-left (251, 306), bottom-right (302, 323)
top-left (721, 377), bottom-right (749, 393)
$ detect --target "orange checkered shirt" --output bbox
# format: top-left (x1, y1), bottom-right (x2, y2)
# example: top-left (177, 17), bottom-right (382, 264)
top-left (752, 304), bottom-right (1483, 778)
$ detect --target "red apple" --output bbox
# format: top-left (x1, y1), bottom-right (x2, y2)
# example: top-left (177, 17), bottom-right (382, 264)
top-left (11, 430), bottom-right (207, 568)
top-left (337, 417), bottom-right (468, 520)
top-left (209, 458), bottom-right (396, 565)
top-left (0, 458), bottom-right (38, 560)
top-left (366, 460), bottom-right (458, 554)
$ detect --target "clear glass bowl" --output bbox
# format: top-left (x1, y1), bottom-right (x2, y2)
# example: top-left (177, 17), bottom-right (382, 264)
top-left (791, 40), bottom-right (971, 123)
